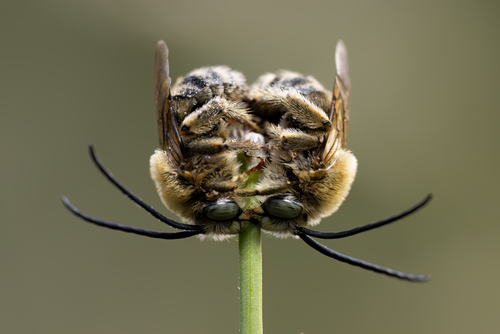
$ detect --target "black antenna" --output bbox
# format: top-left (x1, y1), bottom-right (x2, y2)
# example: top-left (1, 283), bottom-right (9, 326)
top-left (296, 232), bottom-right (429, 282)
top-left (62, 145), bottom-right (203, 238)
top-left (297, 194), bottom-right (431, 239)
top-left (62, 196), bottom-right (201, 239)
top-left (87, 145), bottom-right (202, 231)
top-left (293, 195), bottom-right (432, 282)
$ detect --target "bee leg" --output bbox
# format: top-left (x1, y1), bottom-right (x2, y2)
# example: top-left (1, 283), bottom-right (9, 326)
top-left (62, 197), bottom-right (201, 240)
top-left (223, 140), bottom-right (265, 152)
top-left (297, 194), bottom-right (432, 239)
top-left (219, 101), bottom-right (261, 133)
top-left (88, 145), bottom-right (202, 232)
top-left (185, 137), bottom-right (225, 154)
top-left (233, 180), bottom-right (291, 197)
top-left (203, 180), bottom-right (237, 194)
top-left (187, 137), bottom-right (273, 155)
top-left (267, 123), bottom-right (322, 151)
top-left (253, 86), bottom-right (331, 131)
top-left (181, 96), bottom-right (256, 137)
top-left (279, 129), bottom-right (322, 151)
top-left (223, 141), bottom-right (288, 159)
top-left (296, 232), bottom-right (429, 282)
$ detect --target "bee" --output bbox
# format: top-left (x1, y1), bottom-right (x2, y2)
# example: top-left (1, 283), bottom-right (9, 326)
top-left (246, 41), bottom-right (431, 281)
top-left (63, 41), bottom-right (264, 242)
top-left (149, 41), bottom-right (268, 240)
top-left (248, 41), bottom-right (357, 237)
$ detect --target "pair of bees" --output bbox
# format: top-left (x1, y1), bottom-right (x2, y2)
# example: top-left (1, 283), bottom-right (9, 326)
top-left (150, 40), bottom-right (356, 241)
top-left (63, 41), bottom-right (431, 281)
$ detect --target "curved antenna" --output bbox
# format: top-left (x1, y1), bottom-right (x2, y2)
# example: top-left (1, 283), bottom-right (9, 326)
top-left (296, 232), bottom-right (429, 282)
top-left (298, 194), bottom-right (432, 239)
top-left (62, 197), bottom-right (201, 240)
top-left (88, 145), bottom-right (202, 232)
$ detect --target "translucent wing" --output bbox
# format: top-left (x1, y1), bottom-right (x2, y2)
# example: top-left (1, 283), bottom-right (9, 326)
top-left (154, 41), bottom-right (187, 167)
top-left (321, 40), bottom-right (351, 166)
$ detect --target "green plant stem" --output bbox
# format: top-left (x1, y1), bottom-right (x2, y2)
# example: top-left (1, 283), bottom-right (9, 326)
top-left (239, 221), bottom-right (263, 334)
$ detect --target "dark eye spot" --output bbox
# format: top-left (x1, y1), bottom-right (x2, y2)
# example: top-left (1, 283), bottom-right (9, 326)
top-left (263, 198), bottom-right (302, 219)
top-left (204, 200), bottom-right (241, 221)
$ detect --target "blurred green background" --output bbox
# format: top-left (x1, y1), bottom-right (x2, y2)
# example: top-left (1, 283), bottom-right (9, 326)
top-left (2, 0), bottom-right (499, 333)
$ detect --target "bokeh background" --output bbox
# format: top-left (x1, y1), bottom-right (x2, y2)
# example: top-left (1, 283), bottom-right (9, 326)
top-left (2, 0), bottom-right (499, 333)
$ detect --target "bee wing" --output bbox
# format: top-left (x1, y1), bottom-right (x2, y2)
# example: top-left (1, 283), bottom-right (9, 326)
top-left (321, 40), bottom-right (351, 166)
top-left (154, 41), bottom-right (187, 166)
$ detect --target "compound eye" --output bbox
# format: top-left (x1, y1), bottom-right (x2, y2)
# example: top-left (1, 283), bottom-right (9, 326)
top-left (204, 200), bottom-right (241, 221)
top-left (263, 198), bottom-right (302, 219)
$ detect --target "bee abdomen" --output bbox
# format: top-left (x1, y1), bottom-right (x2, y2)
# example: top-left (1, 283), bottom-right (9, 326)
top-left (173, 66), bottom-right (248, 104)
